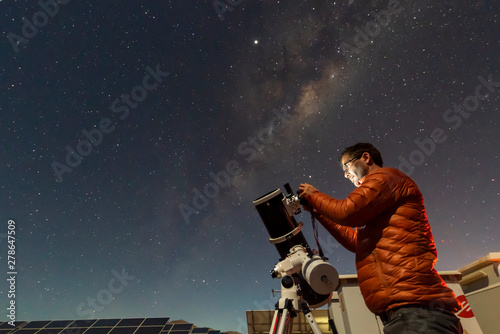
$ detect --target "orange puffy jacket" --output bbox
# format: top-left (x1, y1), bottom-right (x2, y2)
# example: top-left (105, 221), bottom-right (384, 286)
top-left (306, 167), bottom-right (461, 314)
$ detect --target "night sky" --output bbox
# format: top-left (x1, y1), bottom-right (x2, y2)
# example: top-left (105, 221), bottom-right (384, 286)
top-left (1, 0), bottom-right (499, 332)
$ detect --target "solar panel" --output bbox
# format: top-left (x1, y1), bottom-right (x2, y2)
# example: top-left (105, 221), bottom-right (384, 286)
top-left (0, 317), bottom-right (232, 334)
top-left (0, 321), bottom-right (27, 333)
top-left (142, 318), bottom-right (170, 326)
top-left (45, 321), bottom-right (74, 328)
top-left (93, 319), bottom-right (121, 327)
top-left (109, 327), bottom-right (137, 334)
top-left (171, 323), bottom-right (193, 331)
top-left (20, 321), bottom-right (51, 329)
top-left (134, 327), bottom-right (166, 334)
top-left (39, 329), bottom-right (66, 334)
top-left (81, 328), bottom-right (111, 334)
top-left (68, 320), bottom-right (97, 328)
top-left (117, 318), bottom-right (145, 327)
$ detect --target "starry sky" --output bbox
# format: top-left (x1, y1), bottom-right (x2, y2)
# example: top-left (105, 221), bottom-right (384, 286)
top-left (0, 0), bottom-right (499, 332)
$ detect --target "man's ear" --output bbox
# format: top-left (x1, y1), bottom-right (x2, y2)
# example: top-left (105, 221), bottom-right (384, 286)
top-left (363, 152), bottom-right (374, 166)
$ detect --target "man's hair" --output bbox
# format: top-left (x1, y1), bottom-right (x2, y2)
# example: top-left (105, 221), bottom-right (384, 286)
top-left (341, 143), bottom-right (384, 167)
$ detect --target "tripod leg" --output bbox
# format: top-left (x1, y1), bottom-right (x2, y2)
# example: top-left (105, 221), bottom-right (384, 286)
top-left (304, 311), bottom-right (323, 334)
top-left (269, 307), bottom-right (293, 334)
top-left (300, 301), bottom-right (323, 334)
top-left (269, 310), bottom-right (279, 334)
top-left (277, 308), bottom-right (289, 334)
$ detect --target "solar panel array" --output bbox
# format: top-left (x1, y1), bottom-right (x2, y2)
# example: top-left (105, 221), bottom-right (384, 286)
top-left (0, 318), bottom-right (227, 334)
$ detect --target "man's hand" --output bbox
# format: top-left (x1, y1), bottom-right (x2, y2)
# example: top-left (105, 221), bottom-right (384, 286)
top-left (298, 183), bottom-right (319, 200)
top-left (298, 183), bottom-right (318, 212)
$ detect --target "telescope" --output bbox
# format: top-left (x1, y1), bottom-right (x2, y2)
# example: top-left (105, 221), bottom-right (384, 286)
top-left (253, 184), bottom-right (339, 334)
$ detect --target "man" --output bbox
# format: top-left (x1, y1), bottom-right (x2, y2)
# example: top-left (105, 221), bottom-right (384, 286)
top-left (298, 143), bottom-right (463, 334)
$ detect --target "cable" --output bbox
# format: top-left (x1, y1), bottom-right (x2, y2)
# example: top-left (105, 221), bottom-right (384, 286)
top-left (310, 210), bottom-right (325, 259)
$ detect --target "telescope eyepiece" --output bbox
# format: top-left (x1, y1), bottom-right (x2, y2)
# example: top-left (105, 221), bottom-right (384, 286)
top-left (284, 183), bottom-right (294, 195)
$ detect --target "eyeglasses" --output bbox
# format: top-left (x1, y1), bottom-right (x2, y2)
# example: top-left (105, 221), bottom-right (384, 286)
top-left (343, 155), bottom-right (361, 172)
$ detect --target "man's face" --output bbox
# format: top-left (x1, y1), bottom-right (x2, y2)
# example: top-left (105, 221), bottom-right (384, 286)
top-left (341, 154), bottom-right (369, 187)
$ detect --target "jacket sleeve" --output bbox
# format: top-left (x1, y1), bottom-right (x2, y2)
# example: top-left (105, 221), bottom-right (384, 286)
top-left (315, 212), bottom-right (357, 253)
top-left (307, 171), bottom-right (399, 227)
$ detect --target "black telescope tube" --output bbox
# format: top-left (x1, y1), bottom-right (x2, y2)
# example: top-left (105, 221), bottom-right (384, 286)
top-left (253, 188), bottom-right (310, 259)
top-left (253, 188), bottom-right (331, 307)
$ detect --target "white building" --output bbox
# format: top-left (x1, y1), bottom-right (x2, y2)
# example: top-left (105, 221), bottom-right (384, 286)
top-left (246, 252), bottom-right (500, 334)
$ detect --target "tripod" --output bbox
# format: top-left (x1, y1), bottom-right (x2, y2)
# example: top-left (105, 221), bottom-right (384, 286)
top-left (269, 275), bottom-right (323, 334)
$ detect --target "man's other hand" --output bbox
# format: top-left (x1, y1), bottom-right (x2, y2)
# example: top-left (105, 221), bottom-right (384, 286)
top-left (298, 183), bottom-right (319, 200)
